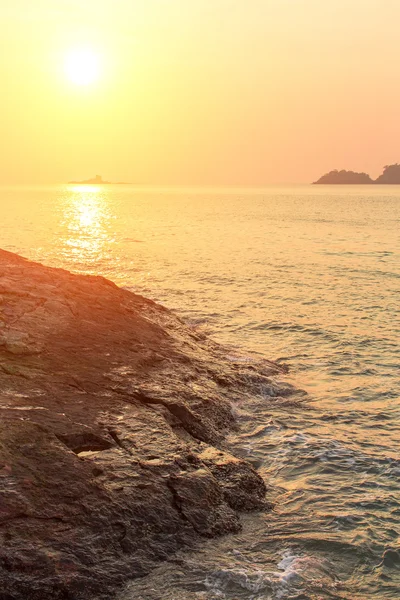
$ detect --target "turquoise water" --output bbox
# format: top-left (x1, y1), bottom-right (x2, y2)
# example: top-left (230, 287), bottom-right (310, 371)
top-left (1, 184), bottom-right (400, 598)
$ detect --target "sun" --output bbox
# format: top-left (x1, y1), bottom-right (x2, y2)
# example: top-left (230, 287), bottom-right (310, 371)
top-left (64, 48), bottom-right (100, 86)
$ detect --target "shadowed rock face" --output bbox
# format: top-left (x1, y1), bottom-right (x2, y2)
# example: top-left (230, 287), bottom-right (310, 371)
top-left (0, 249), bottom-right (291, 600)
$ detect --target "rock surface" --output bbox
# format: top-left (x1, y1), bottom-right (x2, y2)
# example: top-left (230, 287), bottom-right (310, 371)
top-left (0, 249), bottom-right (290, 600)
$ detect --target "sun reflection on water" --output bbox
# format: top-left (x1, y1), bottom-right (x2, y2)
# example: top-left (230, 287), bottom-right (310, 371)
top-left (59, 186), bottom-right (115, 272)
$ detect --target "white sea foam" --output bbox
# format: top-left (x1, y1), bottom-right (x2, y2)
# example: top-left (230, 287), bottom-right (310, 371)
top-left (203, 567), bottom-right (273, 598)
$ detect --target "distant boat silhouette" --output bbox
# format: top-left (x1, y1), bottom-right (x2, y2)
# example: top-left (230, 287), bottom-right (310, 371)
top-left (68, 175), bottom-right (130, 184)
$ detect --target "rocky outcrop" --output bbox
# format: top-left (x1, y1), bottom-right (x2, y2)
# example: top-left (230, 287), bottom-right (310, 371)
top-left (0, 250), bottom-right (291, 600)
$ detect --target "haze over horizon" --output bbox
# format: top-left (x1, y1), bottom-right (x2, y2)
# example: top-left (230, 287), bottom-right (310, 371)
top-left (2, 0), bottom-right (400, 185)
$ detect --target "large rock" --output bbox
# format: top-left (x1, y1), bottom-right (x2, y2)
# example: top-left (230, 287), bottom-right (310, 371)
top-left (0, 249), bottom-right (287, 599)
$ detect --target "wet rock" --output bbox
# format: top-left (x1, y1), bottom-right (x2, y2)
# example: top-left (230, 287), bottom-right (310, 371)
top-left (198, 446), bottom-right (268, 511)
top-left (0, 249), bottom-right (285, 599)
top-left (168, 468), bottom-right (241, 537)
top-left (382, 548), bottom-right (400, 568)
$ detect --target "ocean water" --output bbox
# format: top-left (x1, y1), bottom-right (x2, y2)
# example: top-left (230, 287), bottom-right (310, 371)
top-left (1, 184), bottom-right (400, 599)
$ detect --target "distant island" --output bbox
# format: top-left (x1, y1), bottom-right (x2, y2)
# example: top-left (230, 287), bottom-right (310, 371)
top-left (68, 175), bottom-right (130, 185)
top-left (314, 163), bottom-right (400, 184)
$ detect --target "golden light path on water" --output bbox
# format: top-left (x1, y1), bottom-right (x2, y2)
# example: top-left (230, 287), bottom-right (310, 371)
top-left (58, 185), bottom-right (115, 268)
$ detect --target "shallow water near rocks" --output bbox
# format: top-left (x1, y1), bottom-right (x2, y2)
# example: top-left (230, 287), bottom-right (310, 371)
top-left (1, 184), bottom-right (400, 598)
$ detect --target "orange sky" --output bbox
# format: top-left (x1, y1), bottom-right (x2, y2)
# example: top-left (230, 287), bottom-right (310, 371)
top-left (1, 0), bottom-right (400, 184)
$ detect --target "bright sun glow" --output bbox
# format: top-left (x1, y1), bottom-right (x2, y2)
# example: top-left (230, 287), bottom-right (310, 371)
top-left (64, 48), bottom-right (100, 86)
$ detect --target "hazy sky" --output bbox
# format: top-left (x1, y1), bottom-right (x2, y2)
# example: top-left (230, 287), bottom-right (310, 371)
top-left (1, 0), bottom-right (400, 184)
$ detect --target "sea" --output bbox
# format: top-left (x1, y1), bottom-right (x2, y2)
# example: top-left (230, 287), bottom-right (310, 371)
top-left (1, 184), bottom-right (399, 599)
